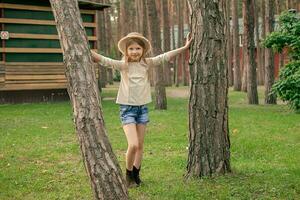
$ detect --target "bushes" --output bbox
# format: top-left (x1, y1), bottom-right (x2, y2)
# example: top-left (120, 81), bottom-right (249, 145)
top-left (263, 11), bottom-right (300, 112)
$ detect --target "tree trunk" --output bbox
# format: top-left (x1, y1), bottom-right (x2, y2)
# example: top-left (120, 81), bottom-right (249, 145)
top-left (161, 0), bottom-right (172, 86)
top-left (49, 0), bottom-right (128, 199)
top-left (175, 0), bottom-right (183, 87)
top-left (146, 0), bottom-right (167, 110)
top-left (97, 10), bottom-right (107, 89)
top-left (182, 1), bottom-right (189, 86)
top-left (232, 0), bottom-right (241, 91)
top-left (226, 0), bottom-right (233, 87)
top-left (186, 0), bottom-right (231, 178)
top-left (260, 0), bottom-right (266, 85)
top-left (241, 3), bottom-right (248, 92)
top-left (120, 0), bottom-right (136, 36)
top-left (104, 2), bottom-right (114, 85)
top-left (142, 0), bottom-right (149, 37)
top-left (170, 0), bottom-right (176, 85)
top-left (254, 0), bottom-right (263, 85)
top-left (286, 0), bottom-right (292, 9)
top-left (243, 0), bottom-right (258, 104)
top-left (264, 0), bottom-right (277, 104)
top-left (241, 43), bottom-right (248, 92)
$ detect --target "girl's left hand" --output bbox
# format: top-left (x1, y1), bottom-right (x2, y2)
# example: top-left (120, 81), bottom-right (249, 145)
top-left (185, 32), bottom-right (193, 48)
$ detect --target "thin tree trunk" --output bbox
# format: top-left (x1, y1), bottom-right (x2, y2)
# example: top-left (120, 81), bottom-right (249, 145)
top-left (97, 10), bottom-right (107, 89)
top-left (161, 0), bottom-right (172, 86)
top-left (232, 0), bottom-right (241, 90)
top-left (104, 2), bottom-right (114, 85)
top-left (50, 1), bottom-right (128, 199)
top-left (186, 0), bottom-right (231, 178)
top-left (260, 0), bottom-right (265, 85)
top-left (175, 0), bottom-right (183, 87)
top-left (170, 0), bottom-right (176, 85)
top-left (226, 0), bottom-right (233, 87)
top-left (254, 0), bottom-right (262, 85)
top-left (244, 0), bottom-right (259, 104)
top-left (182, 1), bottom-right (189, 86)
top-left (241, 39), bottom-right (248, 92)
top-left (286, 0), bottom-right (292, 9)
top-left (146, 0), bottom-right (167, 110)
top-left (142, 0), bottom-right (149, 37)
top-left (264, 0), bottom-right (277, 104)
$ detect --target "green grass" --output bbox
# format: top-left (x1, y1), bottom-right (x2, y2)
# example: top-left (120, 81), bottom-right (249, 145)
top-left (0, 86), bottom-right (299, 200)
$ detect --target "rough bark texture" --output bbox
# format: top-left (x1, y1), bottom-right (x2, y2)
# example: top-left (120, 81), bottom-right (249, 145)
top-left (264, 0), bottom-right (277, 104)
top-left (146, 0), bottom-right (167, 110)
top-left (50, 1), bottom-right (128, 199)
top-left (232, 0), bottom-right (241, 91)
top-left (186, 0), bottom-right (231, 178)
top-left (243, 0), bottom-right (258, 104)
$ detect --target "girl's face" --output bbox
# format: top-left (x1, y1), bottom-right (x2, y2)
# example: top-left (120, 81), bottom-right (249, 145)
top-left (126, 42), bottom-right (144, 62)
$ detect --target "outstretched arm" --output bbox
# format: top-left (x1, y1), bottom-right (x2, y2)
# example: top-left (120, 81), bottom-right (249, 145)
top-left (164, 33), bottom-right (192, 61)
top-left (149, 33), bottom-right (192, 66)
top-left (91, 50), bottom-right (124, 70)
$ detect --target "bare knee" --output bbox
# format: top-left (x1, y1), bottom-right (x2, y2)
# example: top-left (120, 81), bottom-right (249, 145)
top-left (128, 143), bottom-right (138, 153)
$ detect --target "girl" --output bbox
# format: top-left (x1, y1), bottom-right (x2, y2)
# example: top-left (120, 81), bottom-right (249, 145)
top-left (91, 32), bottom-right (192, 187)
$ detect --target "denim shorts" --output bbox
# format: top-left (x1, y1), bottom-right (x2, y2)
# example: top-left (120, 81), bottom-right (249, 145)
top-left (119, 104), bottom-right (149, 125)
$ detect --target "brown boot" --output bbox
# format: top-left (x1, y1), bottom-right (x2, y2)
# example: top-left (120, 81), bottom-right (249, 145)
top-left (126, 169), bottom-right (137, 188)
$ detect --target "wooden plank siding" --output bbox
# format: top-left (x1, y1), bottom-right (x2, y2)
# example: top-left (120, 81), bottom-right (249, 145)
top-left (0, 18), bottom-right (97, 27)
top-left (1, 62), bottom-right (99, 91)
top-left (0, 0), bottom-right (104, 92)
top-left (0, 3), bottom-right (96, 14)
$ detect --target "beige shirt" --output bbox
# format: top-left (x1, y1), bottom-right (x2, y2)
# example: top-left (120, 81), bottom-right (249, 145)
top-left (97, 53), bottom-right (171, 106)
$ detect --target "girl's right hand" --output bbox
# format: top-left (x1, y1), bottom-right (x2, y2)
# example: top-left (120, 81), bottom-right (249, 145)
top-left (91, 50), bottom-right (100, 62)
top-left (185, 33), bottom-right (193, 48)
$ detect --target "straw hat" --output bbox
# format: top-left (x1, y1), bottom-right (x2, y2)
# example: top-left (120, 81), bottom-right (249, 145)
top-left (118, 32), bottom-right (152, 56)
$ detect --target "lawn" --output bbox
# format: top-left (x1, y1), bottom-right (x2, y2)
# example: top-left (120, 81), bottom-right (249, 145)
top-left (0, 86), bottom-right (299, 199)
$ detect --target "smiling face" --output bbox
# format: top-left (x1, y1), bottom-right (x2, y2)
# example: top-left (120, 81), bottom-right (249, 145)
top-left (126, 42), bottom-right (144, 62)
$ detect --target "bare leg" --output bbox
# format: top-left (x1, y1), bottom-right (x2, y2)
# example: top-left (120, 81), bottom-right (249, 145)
top-left (134, 124), bottom-right (146, 168)
top-left (123, 124), bottom-right (138, 170)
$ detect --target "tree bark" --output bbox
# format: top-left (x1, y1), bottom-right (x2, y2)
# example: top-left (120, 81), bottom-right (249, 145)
top-left (186, 0), bottom-right (231, 178)
top-left (241, 4), bottom-right (247, 92)
top-left (243, 0), bottom-right (259, 104)
top-left (286, 0), bottom-right (292, 9)
top-left (49, 1), bottom-right (128, 199)
top-left (104, 2), bottom-right (114, 85)
top-left (146, 0), bottom-right (167, 110)
top-left (161, 0), bottom-right (172, 86)
top-left (120, 0), bottom-right (137, 35)
top-left (264, 0), bottom-right (277, 104)
top-left (232, 0), bottom-right (241, 91)
top-left (254, 0), bottom-right (263, 85)
top-left (226, 0), bottom-right (233, 87)
top-left (260, 0), bottom-right (266, 85)
top-left (97, 10), bottom-right (107, 89)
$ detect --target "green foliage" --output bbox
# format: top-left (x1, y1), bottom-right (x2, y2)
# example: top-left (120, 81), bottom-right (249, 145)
top-left (263, 11), bottom-right (300, 112)
top-left (272, 61), bottom-right (300, 112)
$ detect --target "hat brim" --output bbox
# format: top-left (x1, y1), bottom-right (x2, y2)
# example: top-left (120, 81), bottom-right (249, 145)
top-left (118, 35), bottom-right (151, 56)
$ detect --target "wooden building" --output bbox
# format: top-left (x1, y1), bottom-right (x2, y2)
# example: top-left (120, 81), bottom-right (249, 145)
top-left (0, 0), bottom-right (109, 103)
